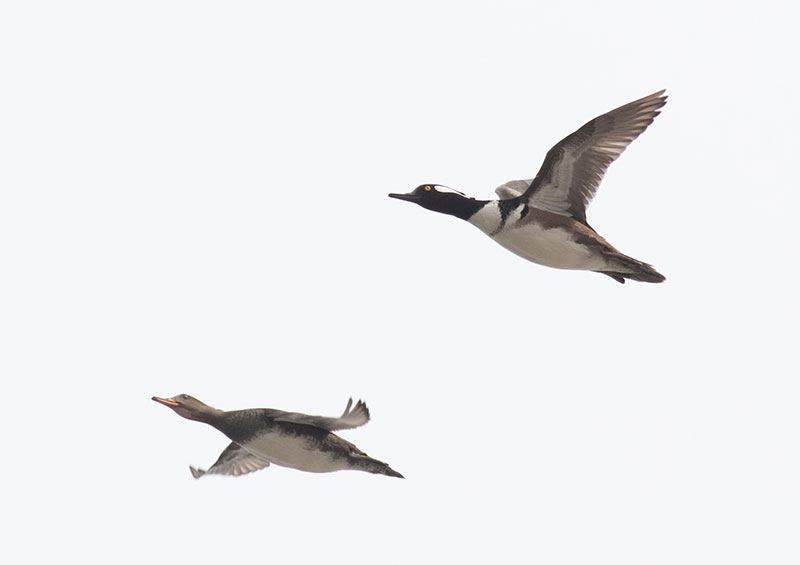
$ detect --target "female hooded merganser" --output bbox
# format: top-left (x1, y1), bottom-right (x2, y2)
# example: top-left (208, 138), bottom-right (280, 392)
top-left (153, 395), bottom-right (403, 479)
top-left (390, 90), bottom-right (667, 283)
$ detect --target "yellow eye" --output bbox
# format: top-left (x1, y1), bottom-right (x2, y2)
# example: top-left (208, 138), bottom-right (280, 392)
top-left (424, 185), bottom-right (432, 191)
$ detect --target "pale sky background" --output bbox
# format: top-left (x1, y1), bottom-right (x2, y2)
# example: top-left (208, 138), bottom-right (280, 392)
top-left (1, 1), bottom-right (798, 564)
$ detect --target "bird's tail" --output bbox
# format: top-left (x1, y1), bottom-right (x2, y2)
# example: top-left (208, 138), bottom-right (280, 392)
top-left (597, 252), bottom-right (665, 284)
top-left (356, 455), bottom-right (405, 479)
top-left (380, 465), bottom-right (405, 479)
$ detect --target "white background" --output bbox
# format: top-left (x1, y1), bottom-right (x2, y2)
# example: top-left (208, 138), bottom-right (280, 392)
top-left (1, 1), bottom-right (798, 563)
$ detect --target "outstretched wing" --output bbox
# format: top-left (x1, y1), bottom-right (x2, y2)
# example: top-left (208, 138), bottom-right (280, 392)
top-left (189, 442), bottom-right (271, 479)
top-left (271, 398), bottom-right (371, 431)
top-left (520, 90), bottom-right (667, 226)
top-left (495, 179), bottom-right (533, 200)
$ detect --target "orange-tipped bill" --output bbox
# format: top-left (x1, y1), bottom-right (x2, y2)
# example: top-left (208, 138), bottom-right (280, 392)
top-left (152, 396), bottom-right (179, 407)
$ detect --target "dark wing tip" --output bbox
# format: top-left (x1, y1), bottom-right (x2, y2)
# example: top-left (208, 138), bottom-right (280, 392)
top-left (355, 399), bottom-right (371, 421)
top-left (385, 467), bottom-right (405, 479)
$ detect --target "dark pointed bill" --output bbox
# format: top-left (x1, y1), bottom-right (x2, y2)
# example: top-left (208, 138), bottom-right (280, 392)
top-left (152, 396), bottom-right (179, 407)
top-left (388, 192), bottom-right (419, 202)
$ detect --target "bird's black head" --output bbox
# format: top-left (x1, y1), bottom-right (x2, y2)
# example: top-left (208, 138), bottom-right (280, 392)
top-left (388, 184), bottom-right (483, 220)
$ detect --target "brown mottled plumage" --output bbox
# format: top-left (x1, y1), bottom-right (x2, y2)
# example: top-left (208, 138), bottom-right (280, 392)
top-left (153, 395), bottom-right (403, 479)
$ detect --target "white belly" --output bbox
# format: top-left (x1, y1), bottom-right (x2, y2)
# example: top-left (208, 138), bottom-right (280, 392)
top-left (242, 431), bottom-right (350, 473)
top-left (491, 224), bottom-right (607, 271)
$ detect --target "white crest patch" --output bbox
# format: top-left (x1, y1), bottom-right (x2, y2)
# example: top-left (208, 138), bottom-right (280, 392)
top-left (433, 185), bottom-right (465, 196)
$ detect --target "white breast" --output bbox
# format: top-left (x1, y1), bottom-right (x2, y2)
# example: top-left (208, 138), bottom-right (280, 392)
top-left (468, 201), bottom-right (504, 234)
top-left (242, 431), bottom-right (350, 473)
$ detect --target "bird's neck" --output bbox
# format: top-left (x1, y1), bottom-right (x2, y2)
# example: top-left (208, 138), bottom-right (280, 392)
top-left (425, 195), bottom-right (488, 221)
top-left (192, 407), bottom-right (226, 427)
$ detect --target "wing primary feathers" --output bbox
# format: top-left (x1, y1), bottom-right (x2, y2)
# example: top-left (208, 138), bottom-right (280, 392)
top-left (341, 397), bottom-right (354, 417)
top-left (521, 90), bottom-right (667, 226)
top-left (271, 398), bottom-right (371, 431)
top-left (189, 442), bottom-right (271, 478)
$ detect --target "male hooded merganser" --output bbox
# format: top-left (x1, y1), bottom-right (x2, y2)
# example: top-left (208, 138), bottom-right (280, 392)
top-left (152, 395), bottom-right (403, 479)
top-left (389, 90), bottom-right (667, 283)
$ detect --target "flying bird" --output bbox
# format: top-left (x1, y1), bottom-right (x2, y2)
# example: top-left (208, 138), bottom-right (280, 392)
top-left (389, 90), bottom-right (667, 283)
top-left (152, 394), bottom-right (403, 479)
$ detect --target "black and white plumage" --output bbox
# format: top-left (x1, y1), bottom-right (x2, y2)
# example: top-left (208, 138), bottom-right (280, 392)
top-left (153, 395), bottom-right (403, 479)
top-left (389, 90), bottom-right (667, 283)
